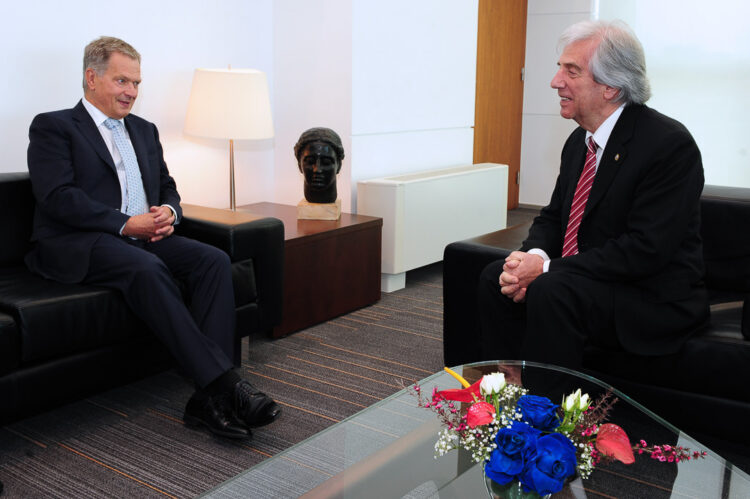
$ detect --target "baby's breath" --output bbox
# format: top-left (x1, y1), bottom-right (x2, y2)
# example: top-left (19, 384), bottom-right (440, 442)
top-left (411, 373), bottom-right (705, 491)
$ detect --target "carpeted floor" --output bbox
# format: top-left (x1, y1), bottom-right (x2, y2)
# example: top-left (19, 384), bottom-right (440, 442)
top-left (2, 208), bottom-right (749, 497)
top-left (0, 264), bottom-right (446, 498)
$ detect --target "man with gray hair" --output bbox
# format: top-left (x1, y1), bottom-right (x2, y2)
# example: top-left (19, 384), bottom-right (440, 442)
top-left (26, 36), bottom-right (280, 440)
top-left (477, 20), bottom-right (708, 368)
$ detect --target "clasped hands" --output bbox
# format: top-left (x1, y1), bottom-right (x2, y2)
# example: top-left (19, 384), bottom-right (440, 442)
top-left (122, 206), bottom-right (175, 242)
top-left (499, 251), bottom-right (544, 303)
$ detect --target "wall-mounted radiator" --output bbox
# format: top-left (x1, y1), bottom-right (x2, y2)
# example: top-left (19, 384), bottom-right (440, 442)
top-left (357, 163), bottom-right (508, 291)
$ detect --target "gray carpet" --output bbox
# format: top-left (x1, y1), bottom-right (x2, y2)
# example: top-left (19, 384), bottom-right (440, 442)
top-left (0, 264), bottom-right (445, 498)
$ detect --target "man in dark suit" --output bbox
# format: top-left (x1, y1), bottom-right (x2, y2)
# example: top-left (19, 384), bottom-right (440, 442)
top-left (478, 20), bottom-right (709, 368)
top-left (26, 36), bottom-right (280, 439)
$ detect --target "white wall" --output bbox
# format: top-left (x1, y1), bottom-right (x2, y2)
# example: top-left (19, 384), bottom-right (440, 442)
top-left (2, 0), bottom-right (274, 209)
top-left (520, 0), bottom-right (750, 207)
top-left (273, 0), bottom-right (478, 213)
top-left (272, 0), bottom-right (353, 211)
top-left (350, 0), bottom-right (478, 210)
top-left (5, 0), bottom-right (478, 214)
top-left (599, 0), bottom-right (750, 188)
top-left (519, 0), bottom-right (592, 206)
top-left (8, 2), bottom-right (747, 212)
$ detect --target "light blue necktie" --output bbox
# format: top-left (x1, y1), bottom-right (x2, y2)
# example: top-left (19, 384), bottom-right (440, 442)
top-left (103, 118), bottom-right (148, 216)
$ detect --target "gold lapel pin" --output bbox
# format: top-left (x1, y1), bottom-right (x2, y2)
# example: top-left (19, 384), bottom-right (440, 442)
top-left (614, 153), bottom-right (620, 161)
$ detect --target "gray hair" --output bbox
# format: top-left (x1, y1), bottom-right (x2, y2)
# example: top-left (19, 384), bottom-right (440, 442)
top-left (559, 20), bottom-right (651, 105)
top-left (82, 36), bottom-right (141, 90)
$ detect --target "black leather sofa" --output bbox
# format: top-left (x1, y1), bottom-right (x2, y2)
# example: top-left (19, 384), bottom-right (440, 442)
top-left (0, 172), bottom-right (284, 424)
top-left (443, 185), bottom-right (750, 445)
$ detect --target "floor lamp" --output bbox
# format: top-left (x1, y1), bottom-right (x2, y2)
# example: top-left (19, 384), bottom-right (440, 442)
top-left (184, 68), bottom-right (274, 211)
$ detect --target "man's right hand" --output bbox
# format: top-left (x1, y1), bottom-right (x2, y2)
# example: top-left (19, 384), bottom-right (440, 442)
top-left (500, 258), bottom-right (527, 302)
top-left (121, 208), bottom-right (174, 241)
top-left (122, 213), bottom-right (158, 240)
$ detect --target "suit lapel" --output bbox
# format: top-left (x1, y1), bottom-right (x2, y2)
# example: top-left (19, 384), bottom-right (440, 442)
top-left (72, 100), bottom-right (117, 172)
top-left (583, 105), bottom-right (639, 218)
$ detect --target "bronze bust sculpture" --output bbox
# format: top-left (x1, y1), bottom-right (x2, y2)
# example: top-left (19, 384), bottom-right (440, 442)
top-left (294, 127), bottom-right (345, 204)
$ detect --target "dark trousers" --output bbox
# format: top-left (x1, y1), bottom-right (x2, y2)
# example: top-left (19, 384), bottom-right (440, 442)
top-left (83, 234), bottom-right (235, 388)
top-left (477, 259), bottom-right (621, 369)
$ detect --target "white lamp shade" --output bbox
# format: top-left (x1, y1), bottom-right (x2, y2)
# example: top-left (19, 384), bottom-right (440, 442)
top-left (184, 68), bottom-right (274, 140)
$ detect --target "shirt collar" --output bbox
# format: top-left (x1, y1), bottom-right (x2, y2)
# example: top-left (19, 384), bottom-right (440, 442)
top-left (586, 103), bottom-right (626, 150)
top-left (81, 97), bottom-right (125, 128)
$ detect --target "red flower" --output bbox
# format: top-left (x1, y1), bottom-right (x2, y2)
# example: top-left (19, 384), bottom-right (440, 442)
top-left (466, 401), bottom-right (496, 427)
top-left (435, 379), bottom-right (482, 403)
top-left (595, 423), bottom-right (635, 464)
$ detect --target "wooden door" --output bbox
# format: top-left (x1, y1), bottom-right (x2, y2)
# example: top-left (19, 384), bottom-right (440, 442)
top-left (473, 0), bottom-right (528, 210)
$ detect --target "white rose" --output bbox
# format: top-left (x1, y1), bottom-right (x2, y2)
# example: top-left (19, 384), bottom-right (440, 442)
top-left (480, 372), bottom-right (506, 396)
top-left (579, 393), bottom-right (591, 411)
top-left (564, 389), bottom-right (582, 412)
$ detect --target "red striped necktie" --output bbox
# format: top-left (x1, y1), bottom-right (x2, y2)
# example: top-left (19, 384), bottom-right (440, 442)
top-left (562, 137), bottom-right (598, 257)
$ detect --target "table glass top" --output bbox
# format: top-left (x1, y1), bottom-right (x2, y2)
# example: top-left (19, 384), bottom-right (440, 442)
top-left (202, 361), bottom-right (750, 498)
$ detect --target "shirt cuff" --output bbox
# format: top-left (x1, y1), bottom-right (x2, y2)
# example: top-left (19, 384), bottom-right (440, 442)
top-left (162, 204), bottom-right (179, 225)
top-left (527, 248), bottom-right (550, 273)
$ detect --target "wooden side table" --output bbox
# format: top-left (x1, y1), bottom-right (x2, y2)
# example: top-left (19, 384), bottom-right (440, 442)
top-left (238, 202), bottom-right (383, 337)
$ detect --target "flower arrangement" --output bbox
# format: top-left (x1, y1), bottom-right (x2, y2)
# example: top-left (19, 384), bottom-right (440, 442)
top-left (412, 367), bottom-right (706, 497)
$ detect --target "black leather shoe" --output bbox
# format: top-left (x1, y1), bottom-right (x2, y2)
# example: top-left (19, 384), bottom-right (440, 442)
top-left (233, 380), bottom-right (281, 427)
top-left (184, 391), bottom-right (251, 439)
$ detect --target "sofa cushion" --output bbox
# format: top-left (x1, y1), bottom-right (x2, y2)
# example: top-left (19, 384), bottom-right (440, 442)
top-left (0, 258), bottom-right (258, 366)
top-left (0, 267), bottom-right (148, 364)
top-left (0, 312), bottom-right (20, 375)
top-left (583, 302), bottom-right (750, 404)
top-left (0, 172), bottom-right (33, 267)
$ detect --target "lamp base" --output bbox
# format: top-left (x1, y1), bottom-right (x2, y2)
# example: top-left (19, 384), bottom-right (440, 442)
top-left (297, 199), bottom-right (341, 220)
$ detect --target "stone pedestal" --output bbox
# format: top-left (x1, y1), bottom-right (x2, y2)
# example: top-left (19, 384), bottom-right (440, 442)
top-left (297, 199), bottom-right (342, 220)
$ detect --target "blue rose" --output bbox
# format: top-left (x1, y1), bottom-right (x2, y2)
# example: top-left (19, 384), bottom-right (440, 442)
top-left (516, 395), bottom-right (561, 431)
top-left (485, 421), bottom-right (540, 485)
top-left (519, 433), bottom-right (577, 495)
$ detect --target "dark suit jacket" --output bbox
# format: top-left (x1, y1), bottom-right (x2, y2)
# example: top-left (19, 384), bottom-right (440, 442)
top-left (26, 100), bottom-right (182, 283)
top-left (521, 104), bottom-right (708, 355)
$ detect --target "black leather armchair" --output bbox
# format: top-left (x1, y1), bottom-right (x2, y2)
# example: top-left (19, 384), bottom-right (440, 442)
top-left (0, 172), bottom-right (284, 424)
top-left (443, 185), bottom-right (750, 445)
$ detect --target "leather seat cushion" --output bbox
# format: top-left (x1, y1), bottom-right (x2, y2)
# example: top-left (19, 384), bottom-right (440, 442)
top-left (584, 304), bottom-right (750, 403)
top-left (0, 267), bottom-right (147, 364)
top-left (0, 258), bottom-right (258, 366)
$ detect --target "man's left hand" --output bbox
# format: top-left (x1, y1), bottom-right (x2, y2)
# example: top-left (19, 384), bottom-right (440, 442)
top-left (148, 205), bottom-right (175, 242)
top-left (499, 251), bottom-right (544, 303)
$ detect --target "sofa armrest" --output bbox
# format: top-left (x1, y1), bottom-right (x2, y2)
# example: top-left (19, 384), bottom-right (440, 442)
top-left (177, 204), bottom-right (284, 332)
top-left (178, 204), bottom-right (283, 262)
top-left (442, 222), bottom-right (531, 366)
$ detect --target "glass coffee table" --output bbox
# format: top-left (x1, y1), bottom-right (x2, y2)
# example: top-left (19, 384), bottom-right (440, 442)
top-left (201, 361), bottom-right (750, 498)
